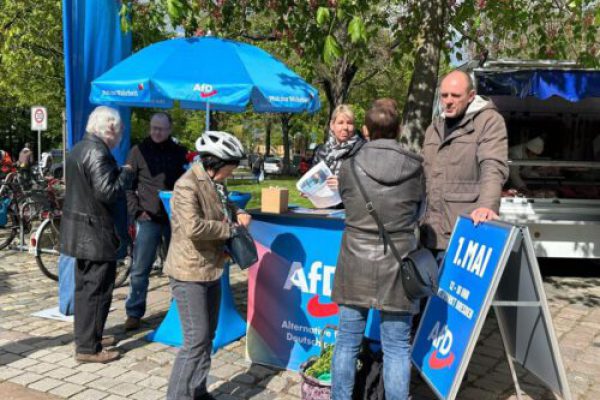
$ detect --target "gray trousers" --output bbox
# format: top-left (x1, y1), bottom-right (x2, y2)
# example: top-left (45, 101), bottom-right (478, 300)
top-left (167, 278), bottom-right (221, 400)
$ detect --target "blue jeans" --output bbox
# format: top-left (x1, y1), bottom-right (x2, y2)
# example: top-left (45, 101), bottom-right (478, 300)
top-left (125, 220), bottom-right (170, 319)
top-left (331, 305), bottom-right (413, 400)
top-left (167, 278), bottom-right (221, 400)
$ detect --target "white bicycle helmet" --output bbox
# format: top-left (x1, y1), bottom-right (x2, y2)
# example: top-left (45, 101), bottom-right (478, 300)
top-left (195, 130), bottom-right (245, 161)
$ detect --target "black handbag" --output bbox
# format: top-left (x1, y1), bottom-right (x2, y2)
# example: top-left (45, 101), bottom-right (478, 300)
top-left (226, 225), bottom-right (258, 269)
top-left (349, 158), bottom-right (438, 301)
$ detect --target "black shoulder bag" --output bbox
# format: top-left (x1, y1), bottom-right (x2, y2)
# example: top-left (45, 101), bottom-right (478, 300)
top-left (226, 224), bottom-right (258, 270)
top-left (349, 158), bottom-right (438, 301)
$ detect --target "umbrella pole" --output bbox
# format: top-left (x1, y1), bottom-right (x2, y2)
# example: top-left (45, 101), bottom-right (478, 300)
top-left (205, 102), bottom-right (210, 132)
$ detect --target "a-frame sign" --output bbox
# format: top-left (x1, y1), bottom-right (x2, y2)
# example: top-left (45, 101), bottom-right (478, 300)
top-left (412, 215), bottom-right (571, 400)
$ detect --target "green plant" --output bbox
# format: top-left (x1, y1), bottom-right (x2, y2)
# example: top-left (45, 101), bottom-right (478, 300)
top-left (305, 344), bottom-right (334, 379)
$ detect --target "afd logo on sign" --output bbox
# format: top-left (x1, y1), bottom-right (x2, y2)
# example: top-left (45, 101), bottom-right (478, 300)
top-left (193, 83), bottom-right (217, 98)
top-left (427, 321), bottom-right (455, 370)
top-left (283, 261), bottom-right (338, 318)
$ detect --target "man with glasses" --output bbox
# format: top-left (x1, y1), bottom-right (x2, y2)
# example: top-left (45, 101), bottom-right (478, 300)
top-left (124, 112), bottom-right (187, 331)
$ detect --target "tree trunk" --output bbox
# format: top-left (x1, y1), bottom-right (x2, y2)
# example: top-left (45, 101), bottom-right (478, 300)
top-left (264, 118), bottom-right (272, 156)
top-left (280, 114), bottom-right (292, 175)
top-left (321, 56), bottom-right (358, 142)
top-left (400, 0), bottom-right (446, 152)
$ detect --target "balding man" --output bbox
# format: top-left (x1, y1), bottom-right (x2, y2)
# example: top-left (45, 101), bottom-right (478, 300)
top-left (124, 112), bottom-right (187, 331)
top-left (420, 70), bottom-right (508, 255)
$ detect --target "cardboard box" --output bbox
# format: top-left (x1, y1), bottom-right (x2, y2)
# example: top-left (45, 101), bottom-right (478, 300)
top-left (261, 187), bottom-right (289, 213)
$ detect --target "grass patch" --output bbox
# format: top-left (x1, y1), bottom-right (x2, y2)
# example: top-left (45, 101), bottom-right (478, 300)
top-left (227, 175), bottom-right (313, 209)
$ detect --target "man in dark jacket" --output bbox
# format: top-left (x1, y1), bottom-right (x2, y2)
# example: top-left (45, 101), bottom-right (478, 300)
top-left (60, 106), bottom-right (133, 363)
top-left (124, 113), bottom-right (187, 331)
top-left (421, 70), bottom-right (508, 254)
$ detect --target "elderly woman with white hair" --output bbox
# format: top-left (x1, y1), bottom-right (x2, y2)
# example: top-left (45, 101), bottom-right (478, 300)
top-left (60, 106), bottom-right (134, 363)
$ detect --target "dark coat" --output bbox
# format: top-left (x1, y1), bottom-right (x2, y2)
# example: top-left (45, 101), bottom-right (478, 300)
top-left (421, 96), bottom-right (508, 250)
top-left (126, 137), bottom-right (187, 223)
top-left (60, 135), bottom-right (133, 261)
top-left (331, 139), bottom-right (424, 313)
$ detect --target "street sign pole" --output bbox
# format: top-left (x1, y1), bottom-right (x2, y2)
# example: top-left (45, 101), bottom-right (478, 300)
top-left (37, 129), bottom-right (41, 167)
top-left (31, 106), bottom-right (48, 166)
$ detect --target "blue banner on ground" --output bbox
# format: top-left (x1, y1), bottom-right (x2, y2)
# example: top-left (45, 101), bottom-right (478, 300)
top-left (247, 213), bottom-right (381, 371)
top-left (412, 216), bottom-right (515, 399)
top-left (62, 0), bottom-right (132, 164)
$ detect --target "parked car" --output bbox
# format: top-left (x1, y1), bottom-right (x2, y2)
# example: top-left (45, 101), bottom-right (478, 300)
top-left (263, 156), bottom-right (282, 174)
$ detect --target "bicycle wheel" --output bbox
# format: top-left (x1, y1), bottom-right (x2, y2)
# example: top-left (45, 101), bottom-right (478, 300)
top-left (115, 243), bottom-right (132, 287)
top-left (0, 205), bottom-right (18, 250)
top-left (35, 217), bottom-right (61, 281)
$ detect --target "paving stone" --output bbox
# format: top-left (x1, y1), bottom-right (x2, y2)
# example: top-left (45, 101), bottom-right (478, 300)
top-left (7, 357), bottom-right (38, 369)
top-left (0, 367), bottom-right (25, 380)
top-left (25, 361), bottom-right (60, 374)
top-left (128, 387), bottom-right (166, 400)
top-left (247, 388), bottom-right (278, 400)
top-left (2, 342), bottom-right (36, 355)
top-left (0, 352), bottom-right (21, 365)
top-left (137, 375), bottom-right (168, 390)
top-left (286, 383), bottom-right (302, 397)
top-left (76, 362), bottom-right (108, 373)
top-left (65, 371), bottom-right (100, 385)
top-left (88, 377), bottom-right (121, 391)
top-left (45, 366), bottom-right (79, 380)
top-left (96, 365), bottom-right (129, 378)
top-left (102, 396), bottom-right (129, 400)
top-left (211, 363), bottom-right (245, 379)
top-left (248, 364), bottom-right (278, 379)
top-left (232, 372), bottom-right (256, 384)
top-left (38, 352), bottom-right (72, 364)
top-left (27, 377), bottom-right (63, 392)
top-left (106, 381), bottom-right (140, 397)
top-left (259, 376), bottom-right (288, 392)
top-left (147, 351), bottom-right (175, 366)
top-left (114, 370), bottom-right (148, 383)
top-left (148, 365), bottom-right (172, 378)
top-left (70, 388), bottom-right (109, 400)
top-left (9, 371), bottom-right (45, 386)
top-left (57, 357), bottom-right (80, 368)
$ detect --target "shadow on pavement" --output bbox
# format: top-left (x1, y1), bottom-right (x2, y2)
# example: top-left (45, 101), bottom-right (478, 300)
top-left (211, 363), bottom-right (284, 398)
top-left (541, 258), bottom-right (600, 307)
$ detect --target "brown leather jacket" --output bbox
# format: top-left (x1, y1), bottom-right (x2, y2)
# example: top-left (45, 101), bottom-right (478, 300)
top-left (421, 96), bottom-right (508, 250)
top-left (163, 163), bottom-right (238, 282)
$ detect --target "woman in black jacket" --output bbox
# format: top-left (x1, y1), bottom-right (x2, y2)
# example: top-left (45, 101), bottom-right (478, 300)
top-left (331, 103), bottom-right (424, 400)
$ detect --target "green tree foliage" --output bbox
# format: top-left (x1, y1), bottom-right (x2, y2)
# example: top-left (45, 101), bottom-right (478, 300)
top-left (450, 0), bottom-right (600, 67)
top-left (0, 1), bottom-right (65, 150)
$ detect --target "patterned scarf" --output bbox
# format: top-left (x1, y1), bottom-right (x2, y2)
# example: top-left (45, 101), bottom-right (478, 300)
top-left (198, 162), bottom-right (232, 223)
top-left (323, 132), bottom-right (363, 175)
top-left (212, 181), bottom-right (232, 223)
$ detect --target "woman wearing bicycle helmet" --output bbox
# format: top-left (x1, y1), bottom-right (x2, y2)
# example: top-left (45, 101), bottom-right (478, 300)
top-left (164, 131), bottom-right (251, 400)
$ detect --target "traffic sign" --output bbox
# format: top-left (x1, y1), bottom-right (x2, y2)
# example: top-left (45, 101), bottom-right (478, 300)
top-left (31, 106), bottom-right (48, 131)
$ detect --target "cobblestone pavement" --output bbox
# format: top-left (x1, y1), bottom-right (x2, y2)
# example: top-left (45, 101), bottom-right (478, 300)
top-left (0, 250), bottom-right (598, 399)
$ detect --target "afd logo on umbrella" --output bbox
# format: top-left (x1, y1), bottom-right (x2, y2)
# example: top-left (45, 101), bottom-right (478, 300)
top-left (193, 83), bottom-right (218, 98)
top-left (427, 321), bottom-right (455, 370)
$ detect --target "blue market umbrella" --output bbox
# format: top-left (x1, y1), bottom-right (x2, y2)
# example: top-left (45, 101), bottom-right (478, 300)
top-left (90, 36), bottom-right (320, 117)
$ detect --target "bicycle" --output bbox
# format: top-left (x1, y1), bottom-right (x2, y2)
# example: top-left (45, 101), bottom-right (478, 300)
top-left (29, 178), bottom-right (64, 280)
top-left (0, 172), bottom-right (19, 250)
top-left (113, 223), bottom-right (166, 288)
top-left (32, 187), bottom-right (140, 285)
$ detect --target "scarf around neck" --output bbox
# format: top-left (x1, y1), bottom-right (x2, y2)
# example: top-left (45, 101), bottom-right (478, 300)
top-left (323, 132), bottom-right (363, 175)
